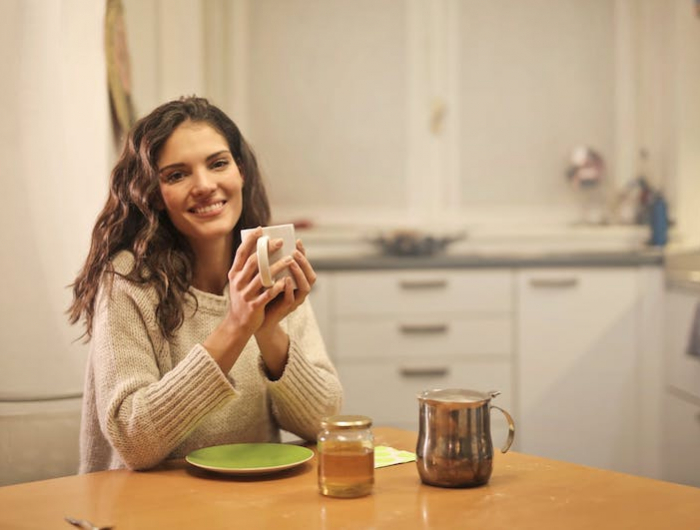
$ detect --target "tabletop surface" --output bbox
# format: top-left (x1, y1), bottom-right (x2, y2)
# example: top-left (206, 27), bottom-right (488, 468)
top-left (0, 427), bottom-right (698, 530)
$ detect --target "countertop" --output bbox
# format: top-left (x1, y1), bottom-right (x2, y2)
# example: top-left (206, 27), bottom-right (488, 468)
top-left (1, 428), bottom-right (698, 529)
top-left (299, 224), bottom-right (666, 271)
top-left (310, 249), bottom-right (664, 271)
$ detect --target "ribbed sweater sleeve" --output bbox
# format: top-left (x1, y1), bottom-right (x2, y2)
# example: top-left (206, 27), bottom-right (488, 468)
top-left (91, 273), bottom-right (236, 470)
top-left (266, 301), bottom-right (343, 440)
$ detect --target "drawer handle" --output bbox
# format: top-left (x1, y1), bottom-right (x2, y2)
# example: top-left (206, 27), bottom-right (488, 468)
top-left (399, 279), bottom-right (448, 290)
top-left (399, 367), bottom-right (450, 378)
top-left (529, 278), bottom-right (579, 288)
top-left (399, 324), bottom-right (449, 335)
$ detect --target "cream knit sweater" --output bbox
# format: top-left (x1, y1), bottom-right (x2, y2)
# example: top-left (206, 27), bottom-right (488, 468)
top-left (79, 251), bottom-right (343, 473)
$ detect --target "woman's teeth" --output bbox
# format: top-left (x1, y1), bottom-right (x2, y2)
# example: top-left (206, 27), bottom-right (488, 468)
top-left (192, 202), bottom-right (224, 214)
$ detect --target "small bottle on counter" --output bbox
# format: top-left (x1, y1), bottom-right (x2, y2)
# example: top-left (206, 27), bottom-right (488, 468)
top-left (317, 415), bottom-right (374, 498)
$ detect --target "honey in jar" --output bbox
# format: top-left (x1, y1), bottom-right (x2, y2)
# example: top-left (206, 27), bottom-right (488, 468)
top-left (317, 415), bottom-right (374, 498)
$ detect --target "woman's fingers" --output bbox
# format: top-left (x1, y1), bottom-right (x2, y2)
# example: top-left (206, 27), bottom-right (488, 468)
top-left (291, 249), bottom-right (316, 290)
top-left (230, 227), bottom-right (261, 275)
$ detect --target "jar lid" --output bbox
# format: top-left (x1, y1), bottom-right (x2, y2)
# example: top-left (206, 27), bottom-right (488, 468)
top-left (320, 414), bottom-right (372, 429)
top-left (418, 388), bottom-right (500, 406)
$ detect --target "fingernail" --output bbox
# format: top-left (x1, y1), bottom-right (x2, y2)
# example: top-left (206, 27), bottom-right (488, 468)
top-left (273, 238), bottom-right (284, 247)
top-left (294, 250), bottom-right (303, 259)
top-left (284, 255), bottom-right (295, 264)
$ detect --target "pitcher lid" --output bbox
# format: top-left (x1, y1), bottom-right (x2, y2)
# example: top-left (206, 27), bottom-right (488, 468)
top-left (418, 388), bottom-right (500, 405)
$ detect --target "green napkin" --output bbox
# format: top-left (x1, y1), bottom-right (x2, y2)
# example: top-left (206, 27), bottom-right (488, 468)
top-left (374, 446), bottom-right (416, 468)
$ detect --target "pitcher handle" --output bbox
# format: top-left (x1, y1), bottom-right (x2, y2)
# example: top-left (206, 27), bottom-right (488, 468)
top-left (490, 405), bottom-right (515, 453)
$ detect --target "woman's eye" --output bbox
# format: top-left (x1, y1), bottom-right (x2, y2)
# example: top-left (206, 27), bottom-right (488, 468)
top-left (212, 159), bottom-right (229, 170)
top-left (164, 171), bottom-right (184, 183)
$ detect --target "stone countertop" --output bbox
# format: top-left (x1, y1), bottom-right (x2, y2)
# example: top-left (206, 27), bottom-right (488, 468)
top-left (309, 248), bottom-right (664, 271)
top-left (297, 224), bottom-right (667, 271)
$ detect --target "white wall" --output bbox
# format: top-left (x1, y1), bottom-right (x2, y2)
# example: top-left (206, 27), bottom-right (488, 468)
top-left (120, 0), bottom-right (700, 238)
top-left (0, 0), bottom-right (110, 398)
top-left (671, 0), bottom-right (700, 245)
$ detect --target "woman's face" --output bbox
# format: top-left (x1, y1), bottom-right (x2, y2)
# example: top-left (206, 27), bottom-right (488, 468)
top-left (157, 120), bottom-right (243, 250)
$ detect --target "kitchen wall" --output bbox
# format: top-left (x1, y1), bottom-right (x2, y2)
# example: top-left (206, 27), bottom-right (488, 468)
top-left (123, 0), bottom-right (700, 242)
top-left (0, 0), bottom-right (109, 398)
top-left (0, 0), bottom-right (110, 485)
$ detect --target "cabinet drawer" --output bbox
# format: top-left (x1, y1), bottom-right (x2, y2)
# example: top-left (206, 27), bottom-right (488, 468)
top-left (334, 316), bottom-right (512, 360)
top-left (333, 270), bottom-right (513, 316)
top-left (337, 360), bottom-right (512, 428)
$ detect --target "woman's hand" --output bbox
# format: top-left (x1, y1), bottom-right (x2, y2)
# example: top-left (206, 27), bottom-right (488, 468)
top-left (202, 228), bottom-right (288, 374)
top-left (254, 238), bottom-right (316, 379)
top-left (226, 228), bottom-right (290, 335)
top-left (257, 239), bottom-right (316, 331)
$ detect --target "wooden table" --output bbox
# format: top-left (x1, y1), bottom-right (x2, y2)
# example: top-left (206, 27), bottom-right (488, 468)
top-left (1, 427), bottom-right (698, 529)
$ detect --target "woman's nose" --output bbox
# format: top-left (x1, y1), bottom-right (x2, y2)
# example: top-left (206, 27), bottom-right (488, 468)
top-left (191, 168), bottom-right (216, 195)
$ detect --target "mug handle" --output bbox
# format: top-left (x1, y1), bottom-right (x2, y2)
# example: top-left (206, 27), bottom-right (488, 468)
top-left (490, 405), bottom-right (515, 453)
top-left (256, 235), bottom-right (274, 288)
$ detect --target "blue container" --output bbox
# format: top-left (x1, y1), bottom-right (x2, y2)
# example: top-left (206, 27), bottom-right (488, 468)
top-left (649, 193), bottom-right (668, 246)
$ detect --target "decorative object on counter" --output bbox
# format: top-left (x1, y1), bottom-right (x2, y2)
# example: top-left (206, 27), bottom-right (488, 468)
top-left (369, 229), bottom-right (466, 257)
top-left (317, 415), bottom-right (374, 498)
top-left (416, 389), bottom-right (515, 488)
top-left (566, 145), bottom-right (606, 225)
top-left (566, 145), bottom-right (604, 188)
top-left (649, 192), bottom-right (669, 246)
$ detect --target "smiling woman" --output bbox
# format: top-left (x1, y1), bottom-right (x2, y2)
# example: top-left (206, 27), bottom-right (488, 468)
top-left (67, 96), bottom-right (342, 473)
top-left (156, 122), bottom-right (245, 266)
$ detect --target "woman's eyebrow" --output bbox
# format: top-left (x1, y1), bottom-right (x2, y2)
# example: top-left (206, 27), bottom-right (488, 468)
top-left (158, 150), bottom-right (232, 173)
top-left (206, 150), bottom-right (232, 161)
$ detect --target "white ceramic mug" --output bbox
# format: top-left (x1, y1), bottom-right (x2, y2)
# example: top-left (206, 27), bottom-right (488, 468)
top-left (241, 224), bottom-right (298, 289)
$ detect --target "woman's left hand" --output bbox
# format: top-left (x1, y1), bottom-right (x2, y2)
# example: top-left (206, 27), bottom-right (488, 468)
top-left (254, 239), bottom-right (315, 379)
top-left (257, 239), bottom-right (316, 332)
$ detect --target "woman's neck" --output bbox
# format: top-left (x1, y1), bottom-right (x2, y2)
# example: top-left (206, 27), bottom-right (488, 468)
top-left (190, 236), bottom-right (234, 295)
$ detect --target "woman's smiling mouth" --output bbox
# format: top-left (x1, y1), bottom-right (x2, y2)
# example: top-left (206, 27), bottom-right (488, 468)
top-left (190, 201), bottom-right (226, 215)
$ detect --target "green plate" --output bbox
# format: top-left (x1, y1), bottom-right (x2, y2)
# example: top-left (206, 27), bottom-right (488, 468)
top-left (185, 443), bottom-right (314, 475)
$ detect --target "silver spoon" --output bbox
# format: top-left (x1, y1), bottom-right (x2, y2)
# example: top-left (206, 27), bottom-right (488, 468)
top-left (64, 515), bottom-right (113, 530)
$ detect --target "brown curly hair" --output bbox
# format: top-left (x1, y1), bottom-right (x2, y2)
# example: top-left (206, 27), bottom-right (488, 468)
top-left (68, 96), bottom-right (270, 340)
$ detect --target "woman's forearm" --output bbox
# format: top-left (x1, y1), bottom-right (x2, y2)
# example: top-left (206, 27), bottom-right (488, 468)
top-left (254, 324), bottom-right (290, 380)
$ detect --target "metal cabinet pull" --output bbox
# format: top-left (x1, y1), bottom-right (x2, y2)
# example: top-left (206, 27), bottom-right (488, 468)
top-left (399, 367), bottom-right (450, 378)
top-left (399, 324), bottom-right (449, 335)
top-left (529, 278), bottom-right (579, 288)
top-left (399, 279), bottom-right (448, 290)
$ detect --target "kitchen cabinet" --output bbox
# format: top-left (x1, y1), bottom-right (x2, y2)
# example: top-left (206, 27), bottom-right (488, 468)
top-left (661, 286), bottom-right (700, 487)
top-left (662, 392), bottom-right (700, 488)
top-left (516, 267), bottom-right (663, 477)
top-left (321, 269), bottom-right (515, 440)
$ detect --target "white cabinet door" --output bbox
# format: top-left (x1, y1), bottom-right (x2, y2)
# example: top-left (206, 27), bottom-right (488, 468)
top-left (338, 360), bottom-right (512, 435)
top-left (516, 268), bottom-right (638, 474)
top-left (664, 288), bottom-right (700, 401)
top-left (661, 392), bottom-right (700, 488)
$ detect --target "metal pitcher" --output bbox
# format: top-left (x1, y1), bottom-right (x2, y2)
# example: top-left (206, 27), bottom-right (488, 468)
top-left (416, 389), bottom-right (515, 488)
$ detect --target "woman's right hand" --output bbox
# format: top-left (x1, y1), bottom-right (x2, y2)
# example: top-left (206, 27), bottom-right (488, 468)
top-left (226, 228), bottom-right (289, 335)
top-left (204, 228), bottom-right (288, 372)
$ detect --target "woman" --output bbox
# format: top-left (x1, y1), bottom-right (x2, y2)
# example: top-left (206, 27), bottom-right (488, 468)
top-left (69, 96), bottom-right (342, 472)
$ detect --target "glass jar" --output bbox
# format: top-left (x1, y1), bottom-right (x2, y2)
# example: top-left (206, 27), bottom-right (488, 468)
top-left (317, 415), bottom-right (374, 498)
